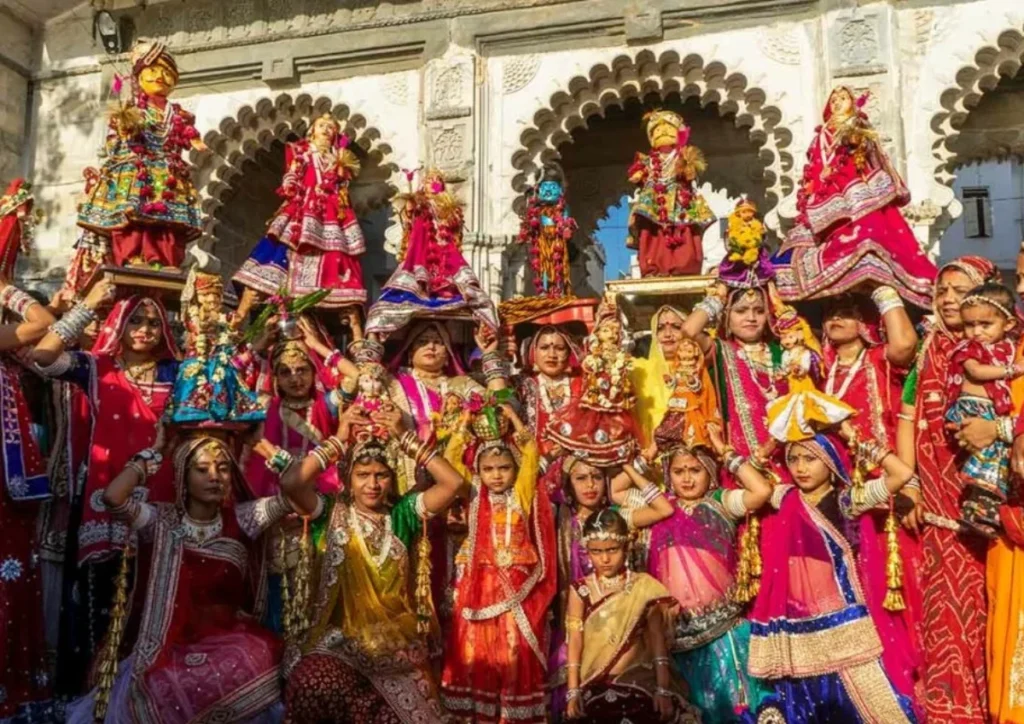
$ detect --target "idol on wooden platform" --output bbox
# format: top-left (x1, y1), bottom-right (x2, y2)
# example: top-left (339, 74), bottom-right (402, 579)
top-left (77, 41), bottom-right (204, 271)
top-left (626, 110), bottom-right (715, 278)
top-left (517, 163), bottom-right (578, 299)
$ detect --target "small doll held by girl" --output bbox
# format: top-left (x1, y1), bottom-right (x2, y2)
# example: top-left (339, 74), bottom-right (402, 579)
top-left (651, 336), bottom-right (721, 456)
top-left (945, 282), bottom-right (1024, 537)
top-left (548, 297), bottom-right (638, 467)
top-left (565, 509), bottom-right (702, 724)
top-left (776, 306), bottom-right (822, 394)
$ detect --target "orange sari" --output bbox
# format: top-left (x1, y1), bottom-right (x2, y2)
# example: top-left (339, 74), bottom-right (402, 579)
top-left (988, 354), bottom-right (1024, 722)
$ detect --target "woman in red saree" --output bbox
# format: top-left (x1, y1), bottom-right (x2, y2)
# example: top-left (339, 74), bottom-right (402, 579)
top-left (0, 281), bottom-right (56, 719)
top-left (821, 287), bottom-right (925, 707)
top-left (902, 256), bottom-right (999, 723)
top-left (442, 405), bottom-right (557, 723)
top-left (514, 326), bottom-right (585, 460)
top-left (772, 86), bottom-right (936, 308)
top-left (33, 281), bottom-right (182, 690)
top-left (67, 434), bottom-right (288, 723)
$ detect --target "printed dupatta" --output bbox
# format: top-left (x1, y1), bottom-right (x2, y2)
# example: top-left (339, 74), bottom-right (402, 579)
top-left (0, 356), bottom-right (48, 501)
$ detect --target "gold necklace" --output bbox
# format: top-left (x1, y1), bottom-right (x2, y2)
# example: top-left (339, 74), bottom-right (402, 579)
top-left (800, 483), bottom-right (833, 508)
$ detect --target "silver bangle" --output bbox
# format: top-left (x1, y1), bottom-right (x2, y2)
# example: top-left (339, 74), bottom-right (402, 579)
top-left (998, 416), bottom-right (1016, 444)
top-left (694, 297), bottom-right (724, 325)
top-left (50, 304), bottom-right (98, 346)
top-left (904, 475), bottom-right (921, 492)
top-left (725, 452), bottom-right (745, 476)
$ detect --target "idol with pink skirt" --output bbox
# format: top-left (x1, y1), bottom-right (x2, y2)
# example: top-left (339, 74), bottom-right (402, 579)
top-left (365, 170), bottom-right (498, 337)
top-left (772, 87), bottom-right (937, 308)
top-left (233, 113), bottom-right (367, 317)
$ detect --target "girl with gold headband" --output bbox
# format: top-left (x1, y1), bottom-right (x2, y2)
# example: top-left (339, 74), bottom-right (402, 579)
top-left (233, 112), bottom-right (367, 318)
top-left (441, 403), bottom-right (557, 723)
top-left (564, 508), bottom-right (701, 723)
top-left (77, 41), bottom-right (203, 268)
top-left (548, 454), bottom-right (674, 720)
top-left (944, 282), bottom-right (1023, 538)
top-left (646, 432), bottom-right (776, 722)
top-left (749, 393), bottom-right (921, 722)
top-left (66, 428), bottom-right (293, 723)
top-left (267, 402), bottom-right (466, 724)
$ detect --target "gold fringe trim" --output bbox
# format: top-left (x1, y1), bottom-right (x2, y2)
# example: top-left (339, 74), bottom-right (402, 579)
top-left (94, 546), bottom-right (133, 721)
top-left (284, 518), bottom-right (311, 643)
top-left (415, 531), bottom-right (434, 636)
top-left (732, 512), bottom-right (761, 604)
top-left (882, 502), bottom-right (906, 612)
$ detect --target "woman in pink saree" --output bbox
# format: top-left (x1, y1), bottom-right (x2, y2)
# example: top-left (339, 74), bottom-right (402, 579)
top-left (750, 399), bottom-right (921, 722)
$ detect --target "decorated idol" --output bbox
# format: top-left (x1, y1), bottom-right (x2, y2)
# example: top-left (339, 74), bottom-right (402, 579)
top-left (234, 112), bottom-right (367, 320)
top-left (77, 40), bottom-right (203, 268)
top-left (517, 163), bottom-right (578, 298)
top-left (626, 109), bottom-right (715, 277)
top-left (772, 87), bottom-right (937, 307)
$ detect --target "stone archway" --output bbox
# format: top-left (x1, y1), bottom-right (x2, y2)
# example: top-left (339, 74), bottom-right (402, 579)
top-left (189, 93), bottom-right (400, 285)
top-left (506, 49), bottom-right (797, 294)
top-left (511, 49), bottom-right (797, 226)
top-left (929, 27), bottom-right (1024, 183)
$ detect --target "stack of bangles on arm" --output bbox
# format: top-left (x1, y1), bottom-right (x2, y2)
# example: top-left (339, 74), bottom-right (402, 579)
top-left (400, 430), bottom-right (437, 467)
top-left (50, 303), bottom-right (98, 345)
top-left (481, 351), bottom-right (509, 384)
top-left (854, 438), bottom-right (892, 468)
top-left (310, 436), bottom-right (347, 473)
top-left (722, 449), bottom-right (747, 476)
top-left (0, 285), bottom-right (38, 317)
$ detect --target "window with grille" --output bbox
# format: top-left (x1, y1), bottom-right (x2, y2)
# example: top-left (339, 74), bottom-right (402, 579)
top-left (962, 187), bottom-right (993, 239)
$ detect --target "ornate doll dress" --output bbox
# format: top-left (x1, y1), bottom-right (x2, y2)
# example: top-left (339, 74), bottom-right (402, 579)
top-left (234, 139), bottom-right (367, 307)
top-left (77, 99), bottom-right (202, 267)
top-left (772, 92), bottom-right (936, 307)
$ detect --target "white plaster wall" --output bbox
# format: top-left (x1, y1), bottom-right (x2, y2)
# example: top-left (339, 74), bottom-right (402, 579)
top-left (940, 160), bottom-right (1024, 269)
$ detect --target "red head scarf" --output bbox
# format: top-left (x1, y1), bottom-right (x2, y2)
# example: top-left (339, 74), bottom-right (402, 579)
top-left (92, 296), bottom-right (181, 360)
top-left (521, 325), bottom-right (581, 375)
top-left (388, 320), bottom-right (465, 376)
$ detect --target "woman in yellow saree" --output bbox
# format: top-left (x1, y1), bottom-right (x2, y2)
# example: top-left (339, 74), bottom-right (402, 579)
top-left (265, 403), bottom-right (466, 724)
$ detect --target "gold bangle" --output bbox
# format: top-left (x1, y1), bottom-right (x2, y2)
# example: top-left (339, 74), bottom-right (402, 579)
top-left (565, 616), bottom-right (584, 633)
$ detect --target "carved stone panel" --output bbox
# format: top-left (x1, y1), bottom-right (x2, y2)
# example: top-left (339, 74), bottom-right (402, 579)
top-left (425, 54), bottom-right (474, 121)
top-left (429, 121), bottom-right (472, 178)
top-left (829, 9), bottom-right (889, 76)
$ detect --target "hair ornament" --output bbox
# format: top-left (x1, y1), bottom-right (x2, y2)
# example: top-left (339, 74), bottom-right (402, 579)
top-left (961, 294), bottom-right (1014, 320)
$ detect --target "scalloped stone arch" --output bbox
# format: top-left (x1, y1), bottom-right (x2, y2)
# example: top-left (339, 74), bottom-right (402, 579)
top-left (511, 49), bottom-right (796, 226)
top-left (190, 92), bottom-right (400, 236)
top-left (930, 26), bottom-right (1024, 183)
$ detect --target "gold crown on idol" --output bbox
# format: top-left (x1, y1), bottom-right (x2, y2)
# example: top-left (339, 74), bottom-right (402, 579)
top-left (734, 196), bottom-right (757, 214)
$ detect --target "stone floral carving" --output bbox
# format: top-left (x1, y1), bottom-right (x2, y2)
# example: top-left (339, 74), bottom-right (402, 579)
top-left (432, 127), bottom-right (466, 166)
top-left (758, 26), bottom-right (802, 66)
top-left (432, 66), bottom-right (466, 109)
top-left (838, 19), bottom-right (880, 68)
top-left (382, 74), bottom-right (409, 106)
top-left (902, 199), bottom-right (942, 225)
top-left (503, 55), bottom-right (541, 94)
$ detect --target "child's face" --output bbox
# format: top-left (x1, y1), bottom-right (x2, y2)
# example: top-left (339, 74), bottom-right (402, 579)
top-left (585, 539), bottom-right (627, 579)
top-left (962, 303), bottom-right (1014, 345)
top-left (596, 320), bottom-right (620, 347)
top-left (478, 448), bottom-right (517, 494)
top-left (786, 444), bottom-right (832, 494)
